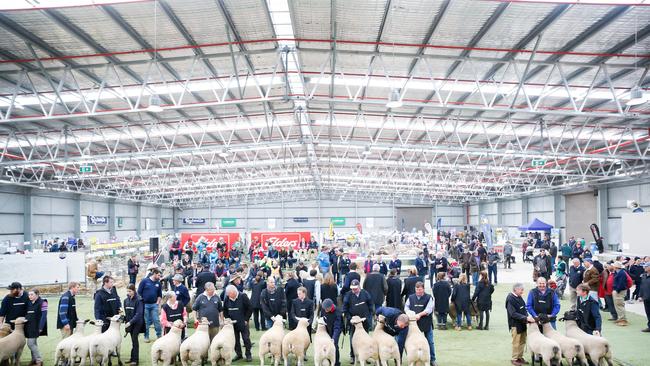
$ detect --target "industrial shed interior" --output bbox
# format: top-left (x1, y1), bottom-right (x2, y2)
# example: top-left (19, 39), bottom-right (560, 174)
top-left (0, 1), bottom-right (649, 366)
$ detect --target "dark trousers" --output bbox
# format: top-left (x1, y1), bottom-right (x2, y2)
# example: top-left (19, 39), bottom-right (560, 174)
top-left (129, 324), bottom-right (142, 363)
top-left (436, 312), bottom-right (447, 325)
top-left (605, 295), bottom-right (618, 320)
top-left (252, 308), bottom-right (266, 330)
top-left (504, 255), bottom-right (512, 269)
top-left (644, 300), bottom-right (650, 329)
top-left (234, 325), bottom-right (252, 357)
top-left (632, 281), bottom-right (642, 300)
top-left (479, 310), bottom-right (490, 328)
top-left (129, 274), bottom-right (137, 285)
top-left (488, 265), bottom-right (497, 284)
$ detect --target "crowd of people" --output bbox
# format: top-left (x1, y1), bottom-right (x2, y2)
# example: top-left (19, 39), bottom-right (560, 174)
top-left (0, 233), bottom-right (649, 366)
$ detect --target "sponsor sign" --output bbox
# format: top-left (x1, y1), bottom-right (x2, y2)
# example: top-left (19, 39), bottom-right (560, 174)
top-left (252, 231), bottom-right (311, 250)
top-left (87, 216), bottom-right (108, 225)
top-left (182, 218), bottom-right (206, 224)
top-left (179, 232), bottom-right (241, 252)
top-left (293, 217), bottom-right (309, 223)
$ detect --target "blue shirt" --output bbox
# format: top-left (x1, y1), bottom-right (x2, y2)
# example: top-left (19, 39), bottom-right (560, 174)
top-left (137, 276), bottom-right (162, 304)
top-left (526, 289), bottom-right (560, 318)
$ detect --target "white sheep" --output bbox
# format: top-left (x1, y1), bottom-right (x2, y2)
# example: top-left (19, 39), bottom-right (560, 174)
top-left (281, 317), bottom-right (311, 366)
top-left (564, 316), bottom-right (613, 366)
top-left (0, 317), bottom-right (27, 366)
top-left (541, 322), bottom-right (588, 366)
top-left (349, 316), bottom-right (380, 366)
top-left (259, 315), bottom-right (285, 366)
top-left (54, 319), bottom-right (88, 366)
top-left (88, 315), bottom-right (124, 366)
top-left (71, 320), bottom-right (104, 366)
top-left (374, 315), bottom-right (401, 366)
top-left (313, 318), bottom-right (336, 366)
top-left (209, 318), bottom-right (236, 366)
top-left (526, 323), bottom-right (561, 366)
top-left (180, 318), bottom-right (211, 366)
top-left (404, 312), bottom-right (429, 366)
top-left (151, 319), bottom-right (184, 366)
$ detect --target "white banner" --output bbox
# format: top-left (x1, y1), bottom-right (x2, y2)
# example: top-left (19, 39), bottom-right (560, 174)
top-left (80, 215), bottom-right (88, 233)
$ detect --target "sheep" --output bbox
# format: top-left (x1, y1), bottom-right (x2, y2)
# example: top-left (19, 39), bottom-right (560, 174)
top-left (313, 318), bottom-right (336, 366)
top-left (209, 318), bottom-right (236, 366)
top-left (180, 318), bottom-right (211, 366)
top-left (563, 312), bottom-right (613, 366)
top-left (71, 320), bottom-right (104, 366)
top-left (281, 317), bottom-right (311, 366)
top-left (88, 315), bottom-right (124, 366)
top-left (151, 319), bottom-right (184, 366)
top-left (526, 323), bottom-right (561, 366)
top-left (259, 315), bottom-right (285, 366)
top-left (0, 323), bottom-right (11, 338)
top-left (541, 322), bottom-right (588, 366)
top-left (404, 312), bottom-right (430, 366)
top-left (374, 315), bottom-right (401, 366)
top-left (0, 317), bottom-right (27, 366)
top-left (54, 319), bottom-right (88, 366)
top-left (349, 316), bottom-right (380, 366)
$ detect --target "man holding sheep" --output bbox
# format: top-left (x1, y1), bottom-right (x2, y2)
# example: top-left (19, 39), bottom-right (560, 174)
top-left (260, 277), bottom-right (287, 329)
top-left (56, 281), bottom-right (80, 338)
top-left (192, 282), bottom-right (222, 340)
top-left (0, 282), bottom-right (29, 330)
top-left (342, 279), bottom-right (374, 364)
top-left (526, 277), bottom-right (560, 329)
top-left (506, 283), bottom-right (536, 366)
top-left (405, 282), bottom-right (436, 365)
top-left (223, 284), bottom-right (253, 362)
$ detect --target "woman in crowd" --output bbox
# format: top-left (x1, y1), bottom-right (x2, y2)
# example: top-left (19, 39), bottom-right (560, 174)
top-left (452, 273), bottom-right (472, 330)
top-left (25, 288), bottom-right (47, 366)
top-left (124, 284), bottom-right (144, 366)
top-left (160, 291), bottom-right (188, 339)
top-left (472, 271), bottom-right (494, 330)
top-left (433, 272), bottom-right (451, 330)
top-left (250, 273), bottom-right (267, 331)
top-left (320, 273), bottom-right (339, 306)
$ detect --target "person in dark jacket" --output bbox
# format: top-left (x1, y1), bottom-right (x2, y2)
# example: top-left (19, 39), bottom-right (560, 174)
top-left (430, 252), bottom-right (449, 289)
top-left (405, 282), bottom-right (436, 364)
top-left (415, 252), bottom-right (428, 281)
top-left (0, 282), bottom-right (29, 330)
top-left (342, 280), bottom-right (374, 363)
top-left (137, 269), bottom-right (163, 341)
top-left (284, 272), bottom-right (300, 317)
top-left (486, 248), bottom-right (500, 284)
top-left (386, 269), bottom-right (403, 310)
top-left (451, 274), bottom-right (472, 330)
top-left (629, 257), bottom-right (644, 300)
top-left (127, 254), bottom-right (140, 285)
top-left (192, 282), bottom-right (222, 340)
top-left (94, 276), bottom-right (121, 332)
top-left (57, 281), bottom-right (80, 338)
top-left (432, 272), bottom-right (452, 329)
top-left (124, 284), bottom-right (145, 366)
top-left (250, 274), bottom-right (267, 331)
top-left (401, 267), bottom-right (419, 302)
top-left (337, 253), bottom-right (351, 286)
top-left (320, 273), bottom-right (339, 307)
top-left (568, 258), bottom-right (585, 310)
top-left (223, 285), bottom-right (253, 362)
top-left (375, 306), bottom-right (409, 357)
top-left (575, 284), bottom-right (601, 336)
top-left (194, 265), bottom-right (217, 295)
top-left (320, 299), bottom-right (343, 366)
top-left (389, 254), bottom-right (402, 276)
top-left (260, 276), bottom-right (287, 329)
top-left (377, 255), bottom-right (388, 275)
top-left (289, 286), bottom-right (315, 335)
top-left (507, 283), bottom-right (535, 366)
top-left (171, 274), bottom-right (190, 308)
top-left (472, 271), bottom-right (494, 330)
top-left (25, 288), bottom-right (47, 366)
top-left (363, 264), bottom-right (388, 311)
top-left (341, 263), bottom-right (361, 299)
top-left (611, 261), bottom-right (629, 325)
top-left (640, 262), bottom-right (650, 333)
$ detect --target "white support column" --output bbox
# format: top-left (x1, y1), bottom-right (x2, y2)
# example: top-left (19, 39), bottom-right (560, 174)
top-left (73, 193), bottom-right (81, 239)
top-left (496, 200), bottom-right (503, 226)
top-left (108, 199), bottom-right (116, 238)
top-left (521, 198), bottom-right (529, 225)
top-left (597, 187), bottom-right (608, 246)
top-left (553, 193), bottom-right (562, 244)
top-left (156, 205), bottom-right (162, 233)
top-left (136, 203), bottom-right (142, 239)
top-left (23, 188), bottom-right (33, 243)
top-left (172, 207), bottom-right (179, 233)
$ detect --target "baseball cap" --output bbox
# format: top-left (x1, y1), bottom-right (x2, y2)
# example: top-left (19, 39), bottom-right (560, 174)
top-left (612, 261), bottom-right (624, 269)
top-left (7, 282), bottom-right (22, 290)
top-left (584, 258), bottom-right (593, 263)
top-left (350, 279), bottom-right (360, 289)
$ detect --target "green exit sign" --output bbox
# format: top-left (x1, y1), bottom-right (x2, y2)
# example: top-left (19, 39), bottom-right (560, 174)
top-left (331, 217), bottom-right (346, 226)
top-left (531, 159), bottom-right (547, 167)
top-left (79, 165), bottom-right (93, 173)
top-left (221, 218), bottom-right (237, 227)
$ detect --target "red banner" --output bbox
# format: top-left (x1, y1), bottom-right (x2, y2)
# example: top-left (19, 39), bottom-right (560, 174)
top-left (252, 231), bottom-right (311, 251)
top-left (180, 232), bottom-right (241, 252)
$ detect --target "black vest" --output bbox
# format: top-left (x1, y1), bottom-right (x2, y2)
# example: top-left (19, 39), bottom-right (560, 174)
top-left (162, 302), bottom-right (184, 324)
top-left (56, 291), bottom-right (78, 329)
top-left (408, 293), bottom-right (433, 331)
top-left (2, 292), bottom-right (28, 328)
top-left (302, 278), bottom-right (316, 300)
top-left (224, 294), bottom-right (249, 324)
top-left (25, 297), bottom-right (47, 338)
top-left (94, 287), bottom-right (120, 320)
top-left (531, 289), bottom-right (554, 316)
top-left (576, 297), bottom-right (597, 334)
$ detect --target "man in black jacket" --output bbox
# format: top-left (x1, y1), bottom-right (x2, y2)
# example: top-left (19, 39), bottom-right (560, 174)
top-left (506, 283), bottom-right (535, 366)
top-left (94, 276), bottom-right (121, 332)
top-left (342, 279), bottom-right (374, 363)
top-left (289, 287), bottom-right (314, 333)
top-left (0, 282), bottom-right (29, 330)
top-left (284, 272), bottom-right (300, 317)
top-left (337, 253), bottom-right (351, 286)
top-left (386, 269), bottom-right (403, 310)
top-left (320, 299), bottom-right (343, 366)
top-left (341, 263), bottom-right (361, 299)
top-left (363, 264), bottom-right (388, 311)
top-left (57, 282), bottom-right (80, 338)
top-left (401, 267), bottom-right (419, 302)
top-left (260, 277), bottom-right (287, 329)
top-left (194, 264), bottom-right (217, 295)
top-left (223, 285), bottom-right (253, 362)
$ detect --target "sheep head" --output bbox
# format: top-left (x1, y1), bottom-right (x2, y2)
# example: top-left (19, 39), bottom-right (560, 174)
top-left (317, 317), bottom-right (326, 326)
top-left (349, 316), bottom-right (365, 325)
top-left (272, 315), bottom-right (285, 325)
top-left (172, 319), bottom-right (185, 329)
top-left (296, 317), bottom-right (309, 328)
top-left (377, 314), bottom-right (386, 324)
top-left (404, 310), bottom-right (417, 322)
top-left (10, 317), bottom-right (27, 325)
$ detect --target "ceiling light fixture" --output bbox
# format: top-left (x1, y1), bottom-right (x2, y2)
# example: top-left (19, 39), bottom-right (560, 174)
top-left (362, 146), bottom-right (372, 156)
top-left (386, 88), bottom-right (403, 109)
top-left (147, 94), bottom-right (164, 113)
top-left (626, 85), bottom-right (647, 106)
top-left (218, 148), bottom-right (231, 158)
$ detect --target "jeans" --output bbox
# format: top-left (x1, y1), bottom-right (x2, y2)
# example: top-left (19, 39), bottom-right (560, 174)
top-left (488, 264), bottom-right (497, 283)
top-left (95, 271), bottom-right (105, 279)
top-left (265, 318), bottom-right (274, 330)
top-left (27, 338), bottom-right (41, 362)
top-left (550, 257), bottom-right (556, 273)
top-left (472, 272), bottom-right (479, 286)
top-left (424, 329), bottom-right (436, 361)
top-left (129, 274), bottom-right (136, 285)
top-left (144, 303), bottom-right (162, 339)
top-left (456, 311), bottom-right (471, 327)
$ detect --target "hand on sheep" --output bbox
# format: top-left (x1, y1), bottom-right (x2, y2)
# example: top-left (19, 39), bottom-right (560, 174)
top-left (526, 316), bottom-right (535, 323)
top-left (63, 324), bottom-right (71, 331)
top-left (593, 330), bottom-right (600, 337)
